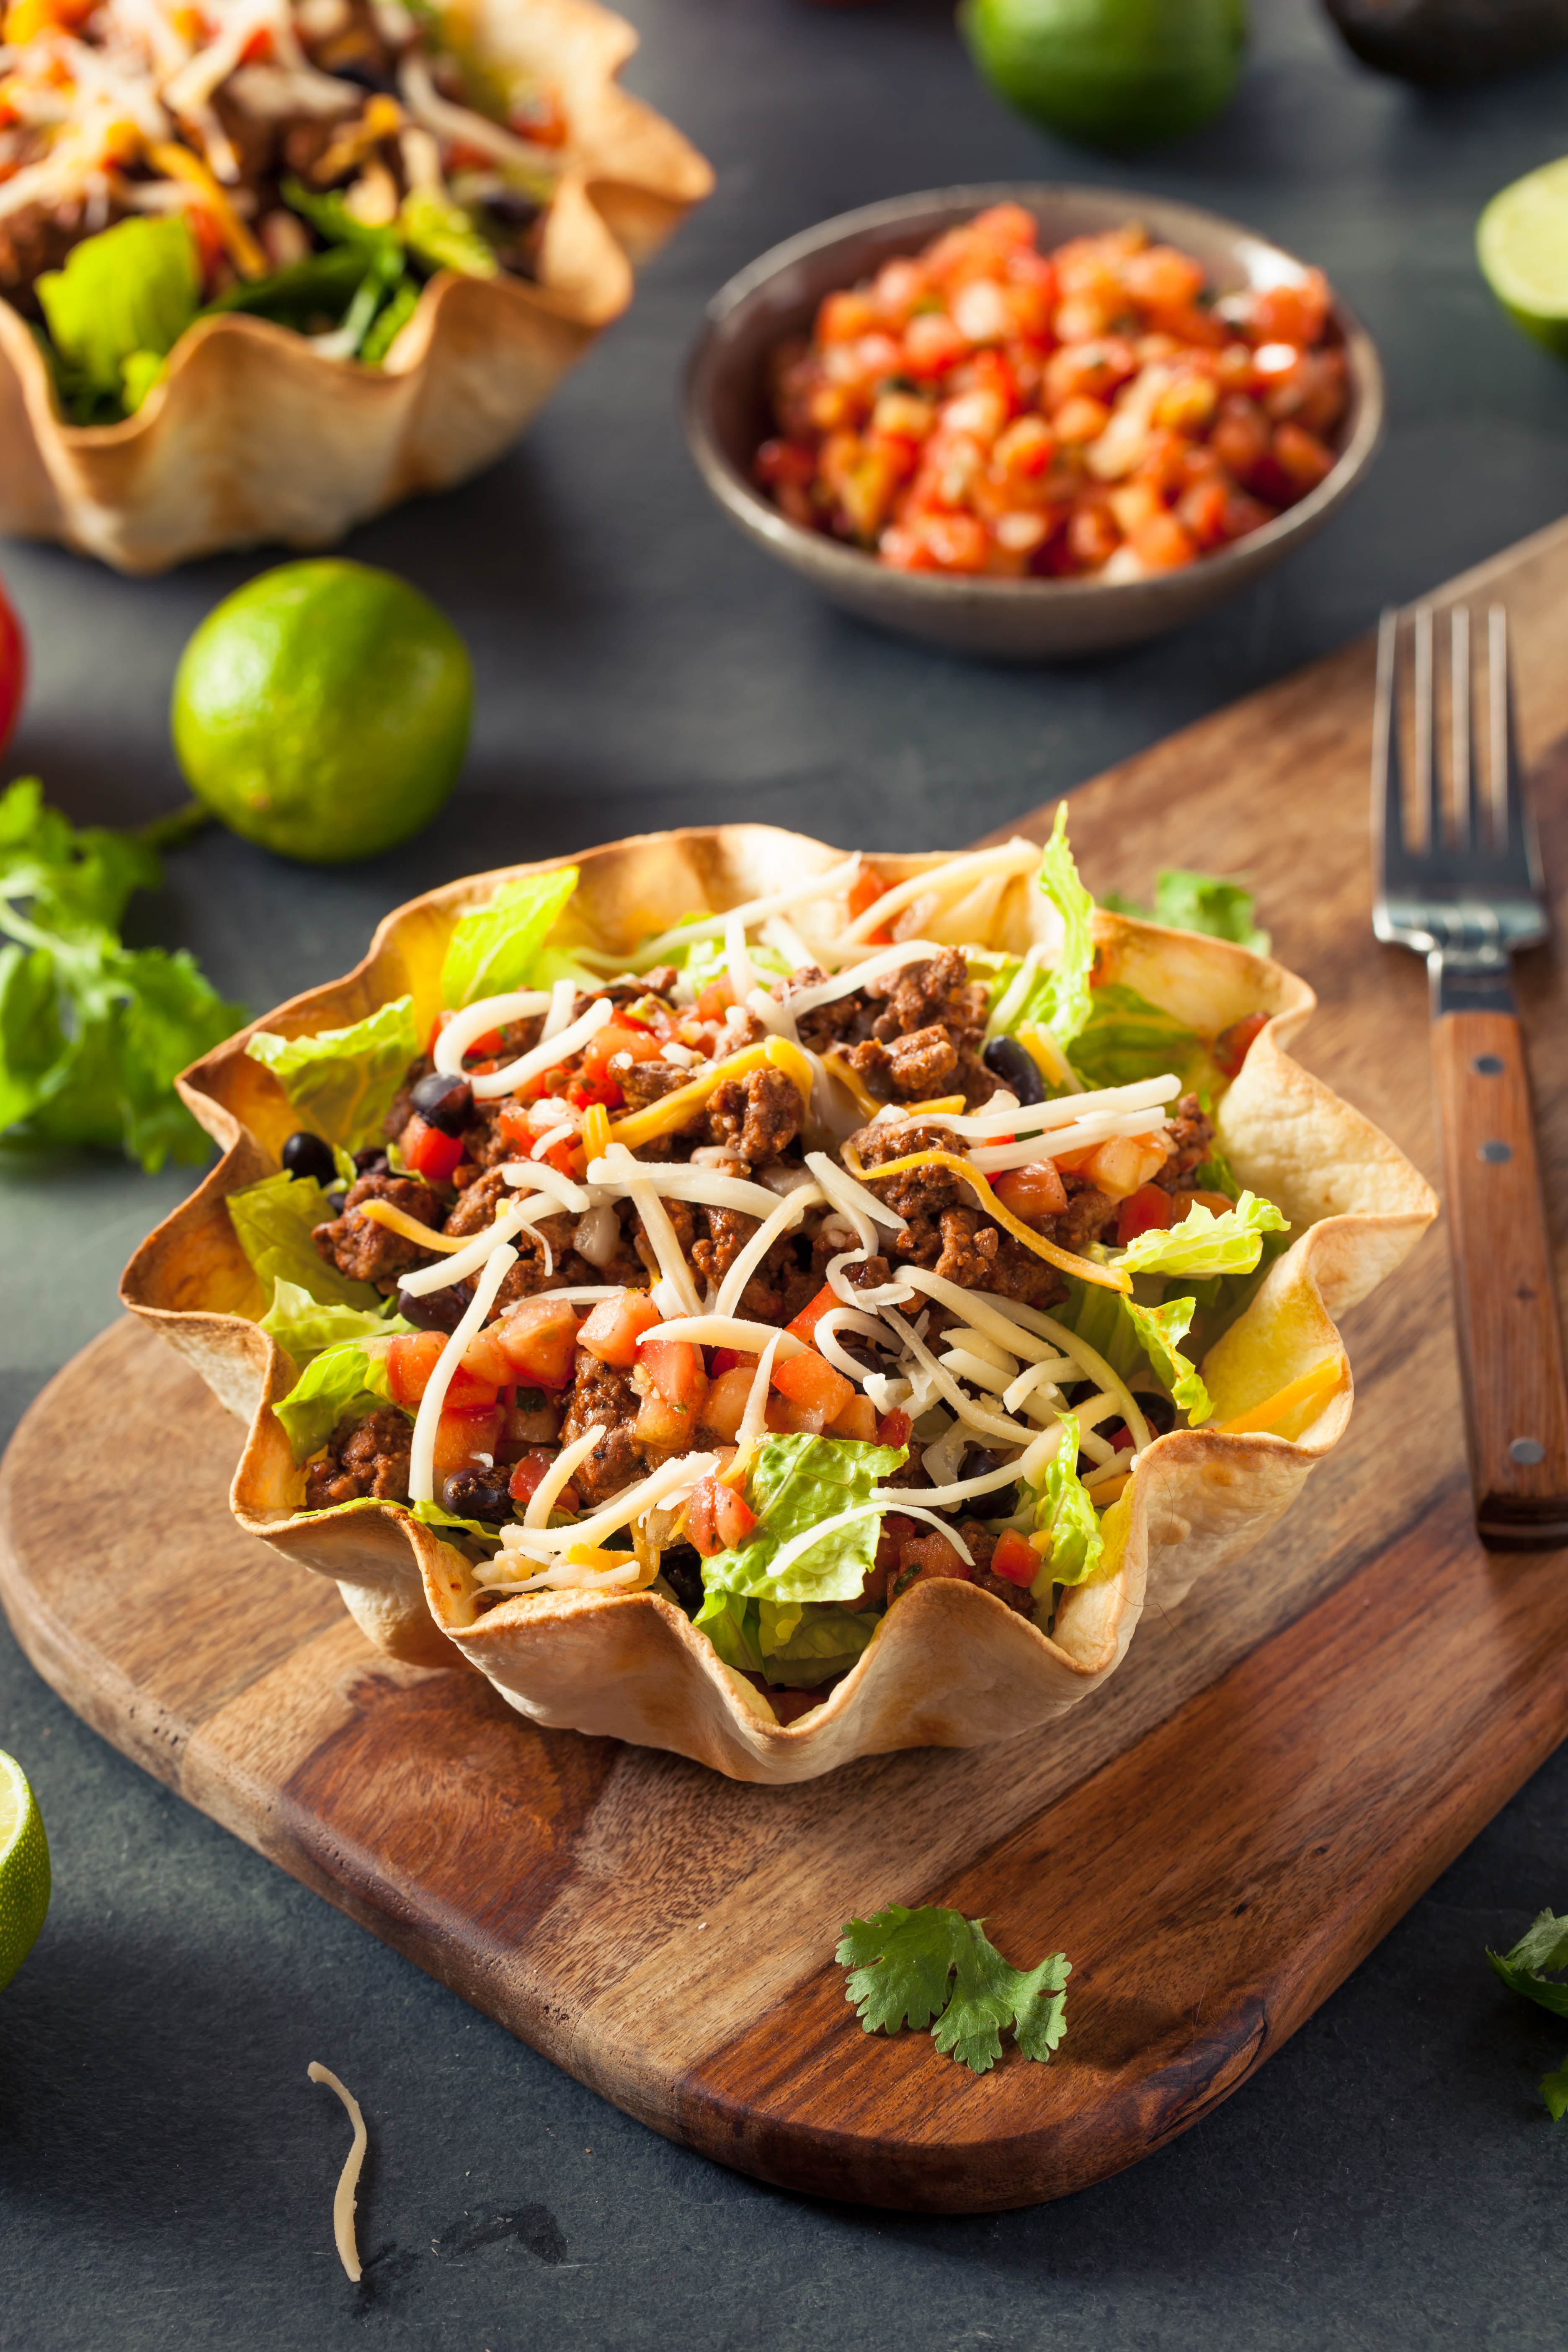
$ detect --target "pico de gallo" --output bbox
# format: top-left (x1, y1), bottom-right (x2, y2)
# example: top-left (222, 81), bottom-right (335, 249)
top-left (230, 815), bottom-right (1308, 1728)
top-left (0, 0), bottom-right (569, 420)
top-left (755, 203), bottom-right (1350, 581)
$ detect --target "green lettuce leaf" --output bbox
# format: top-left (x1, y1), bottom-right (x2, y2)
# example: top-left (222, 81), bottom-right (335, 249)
top-left (227, 1171), bottom-right (382, 1311)
top-left (1035, 804), bottom-right (1097, 1050)
top-left (36, 218), bottom-right (199, 422)
top-left (1033, 1437), bottom-right (1104, 1587)
top-left (700, 1434), bottom-right (907, 1606)
top-left (439, 869), bottom-right (581, 1007)
top-left (1068, 982), bottom-right (1201, 1091)
top-left (258, 1277), bottom-right (410, 1371)
top-left (274, 1340), bottom-right (399, 1464)
top-left (1126, 1293), bottom-right (1211, 1424)
top-left (0, 779), bottom-right (242, 1170)
top-left (1117, 1190), bottom-right (1290, 1279)
top-left (400, 187), bottom-right (499, 278)
top-left (409, 1496), bottom-right (505, 1547)
top-left (836, 1904), bottom-right (1070, 2076)
top-left (245, 995), bottom-right (420, 1152)
top-left (692, 1588), bottom-right (766, 1677)
top-left (1102, 868), bottom-right (1270, 954)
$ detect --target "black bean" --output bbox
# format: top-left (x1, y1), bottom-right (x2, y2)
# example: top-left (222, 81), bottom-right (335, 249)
top-left (982, 1035), bottom-right (1046, 1106)
top-left (329, 58), bottom-right (396, 90)
top-left (282, 1131), bottom-right (336, 1186)
top-left (395, 1282), bottom-right (468, 1333)
top-left (960, 1444), bottom-right (1019, 1517)
top-left (441, 1467), bottom-right (514, 1523)
top-left (485, 191), bottom-right (542, 229)
top-left (658, 1542), bottom-right (704, 1614)
top-left (353, 1147), bottom-right (390, 1176)
top-left (410, 1070), bottom-right (475, 1135)
top-left (1134, 1390), bottom-right (1177, 1436)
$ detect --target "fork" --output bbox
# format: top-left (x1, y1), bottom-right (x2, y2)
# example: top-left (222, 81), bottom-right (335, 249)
top-left (1373, 601), bottom-right (1568, 1547)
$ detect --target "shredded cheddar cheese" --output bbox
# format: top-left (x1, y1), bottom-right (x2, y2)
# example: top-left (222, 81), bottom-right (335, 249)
top-left (603, 1036), bottom-right (814, 1151)
top-left (902, 1094), bottom-right (967, 1117)
top-left (1216, 1354), bottom-right (1346, 1436)
top-left (580, 1103), bottom-right (612, 1162)
top-left (150, 140), bottom-right (268, 277)
top-left (354, 1198), bottom-right (475, 1254)
top-left (841, 1144), bottom-right (1132, 1294)
top-left (822, 1051), bottom-right (882, 1119)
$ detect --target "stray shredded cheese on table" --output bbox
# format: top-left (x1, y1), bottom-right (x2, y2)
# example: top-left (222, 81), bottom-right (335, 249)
top-left (307, 2061), bottom-right (368, 2284)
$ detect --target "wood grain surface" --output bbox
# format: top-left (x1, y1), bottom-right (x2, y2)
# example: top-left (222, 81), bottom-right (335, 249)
top-left (5, 516), bottom-right (1568, 2213)
top-left (1431, 1008), bottom-right (1568, 1540)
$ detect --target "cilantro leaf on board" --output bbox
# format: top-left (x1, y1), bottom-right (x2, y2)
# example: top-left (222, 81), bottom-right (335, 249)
top-left (836, 1904), bottom-right (1070, 2076)
top-left (1102, 868), bottom-right (1270, 955)
top-left (1486, 1909), bottom-right (1568, 2120)
top-left (0, 777), bottom-right (242, 1171)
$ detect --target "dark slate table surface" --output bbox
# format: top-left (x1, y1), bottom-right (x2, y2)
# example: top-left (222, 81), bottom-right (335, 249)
top-left (5, 0), bottom-right (1568, 2342)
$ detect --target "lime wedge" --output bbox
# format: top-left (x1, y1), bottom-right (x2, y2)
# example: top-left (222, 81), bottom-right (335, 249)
top-left (1478, 158), bottom-right (1568, 356)
top-left (0, 1751), bottom-right (51, 1993)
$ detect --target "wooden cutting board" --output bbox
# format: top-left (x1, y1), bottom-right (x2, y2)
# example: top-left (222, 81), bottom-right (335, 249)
top-left (6, 518), bottom-right (1568, 2215)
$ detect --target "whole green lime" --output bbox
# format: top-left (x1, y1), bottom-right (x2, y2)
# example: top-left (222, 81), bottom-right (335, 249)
top-left (961, 0), bottom-right (1248, 151)
top-left (1478, 157), bottom-right (1568, 358)
top-left (0, 1751), bottom-right (50, 1995)
top-left (172, 560), bottom-right (472, 864)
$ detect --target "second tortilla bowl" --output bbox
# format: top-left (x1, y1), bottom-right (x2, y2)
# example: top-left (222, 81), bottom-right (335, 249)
top-left (120, 823), bottom-right (1436, 1783)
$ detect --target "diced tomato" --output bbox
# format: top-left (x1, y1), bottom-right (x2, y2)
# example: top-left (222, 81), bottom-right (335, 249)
top-left (507, 1448), bottom-right (579, 1514)
top-left (695, 979), bottom-right (735, 1024)
top-left (785, 1283), bottom-right (840, 1346)
top-left (1080, 1132), bottom-right (1171, 1201)
top-left (710, 1346), bottom-right (756, 1376)
top-left (578, 1288), bottom-right (662, 1367)
top-left (993, 1161), bottom-right (1068, 1228)
top-left (386, 1331), bottom-right (445, 1406)
top-left (873, 1511), bottom-right (915, 1576)
top-left (461, 1324), bottom-right (516, 1388)
top-left (581, 1021), bottom-right (665, 1086)
top-left (846, 865), bottom-right (893, 944)
top-left (640, 1336), bottom-right (708, 1416)
top-left (568, 1074), bottom-right (623, 1112)
top-left (877, 1408), bottom-right (913, 1449)
top-left (771, 1348), bottom-right (856, 1427)
top-left (431, 1404), bottom-right (502, 1478)
top-left (768, 1395), bottom-right (828, 1436)
top-left (443, 1364), bottom-right (503, 1411)
top-left (1215, 1010), bottom-right (1269, 1078)
top-left (498, 1388), bottom-right (560, 1449)
top-left (492, 1296), bottom-right (580, 1389)
top-left (990, 1527), bottom-right (1039, 1587)
top-left (829, 1393), bottom-right (878, 1443)
top-left (701, 1365), bottom-right (757, 1441)
top-left (1176, 1189), bottom-right (1238, 1220)
top-left (894, 1530), bottom-right (972, 1590)
top-left (1116, 1183), bottom-right (1175, 1247)
top-left (685, 1476), bottom-right (758, 1557)
top-left (401, 1115), bottom-right (465, 1183)
top-left (635, 1387), bottom-right (693, 1452)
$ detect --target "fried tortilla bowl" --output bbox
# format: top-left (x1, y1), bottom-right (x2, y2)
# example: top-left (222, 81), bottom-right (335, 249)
top-left (121, 825), bottom-right (1436, 1784)
top-left (0, 0), bottom-right (711, 576)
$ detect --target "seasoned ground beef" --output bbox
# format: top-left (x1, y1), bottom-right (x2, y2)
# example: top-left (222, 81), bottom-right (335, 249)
top-left (846, 1021), bottom-right (960, 1103)
top-left (618, 1061), bottom-right (704, 1121)
top-left (558, 1350), bottom-right (646, 1505)
top-left (691, 1203), bottom-right (759, 1287)
top-left (305, 1407), bottom-right (412, 1509)
top-left (959, 1521), bottom-right (1034, 1615)
top-left (313, 1172), bottom-right (442, 1289)
top-left (1155, 1092), bottom-right (1216, 1187)
top-left (706, 1067), bottom-right (801, 1163)
top-left (442, 1168), bottom-right (509, 1236)
top-left (1053, 1179), bottom-right (1121, 1253)
top-left (0, 199), bottom-right (97, 311)
top-left (790, 950), bottom-right (999, 1112)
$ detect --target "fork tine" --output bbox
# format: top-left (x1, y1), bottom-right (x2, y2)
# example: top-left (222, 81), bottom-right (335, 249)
top-left (1413, 602), bottom-right (1440, 851)
top-left (1489, 604), bottom-right (1543, 886)
top-left (1372, 607), bottom-right (1406, 882)
top-left (1450, 605), bottom-right (1473, 855)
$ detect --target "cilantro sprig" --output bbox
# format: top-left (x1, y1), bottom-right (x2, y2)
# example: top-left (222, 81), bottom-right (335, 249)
top-left (0, 778), bottom-right (242, 1171)
top-left (836, 1904), bottom-right (1070, 2076)
top-left (1486, 1908), bottom-right (1568, 2120)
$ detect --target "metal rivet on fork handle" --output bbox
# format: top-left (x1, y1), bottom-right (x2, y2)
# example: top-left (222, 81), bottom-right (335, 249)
top-left (1511, 1438), bottom-right (1547, 1467)
top-left (1473, 1054), bottom-right (1505, 1075)
top-left (1479, 1140), bottom-right (1514, 1163)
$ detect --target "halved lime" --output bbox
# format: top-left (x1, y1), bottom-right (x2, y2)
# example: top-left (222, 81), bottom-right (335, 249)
top-left (1478, 158), bottom-right (1568, 357)
top-left (960, 0), bottom-right (1247, 152)
top-left (0, 1751), bottom-right (50, 1993)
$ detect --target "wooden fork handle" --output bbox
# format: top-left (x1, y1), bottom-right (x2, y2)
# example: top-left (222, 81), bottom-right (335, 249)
top-left (1432, 1008), bottom-right (1568, 1546)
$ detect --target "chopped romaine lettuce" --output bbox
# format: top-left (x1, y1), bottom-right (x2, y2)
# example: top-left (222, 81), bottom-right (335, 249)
top-left (274, 1338), bottom-right (397, 1463)
top-left (1104, 868), bottom-right (1270, 954)
top-left (259, 1277), bottom-right (410, 1371)
top-left (245, 995), bottom-right (421, 1153)
top-left (1067, 982), bottom-right (1201, 1091)
top-left (694, 1590), bottom-right (879, 1687)
top-left (699, 1434), bottom-right (906, 1607)
top-left (36, 218), bottom-right (199, 423)
top-left (410, 1496), bottom-right (505, 1546)
top-left (1117, 1191), bottom-right (1290, 1279)
top-left (1032, 1438), bottom-right (1104, 1586)
top-left (227, 1170), bottom-right (381, 1311)
top-left (439, 869), bottom-right (580, 1007)
top-left (663, 928), bottom-right (791, 997)
top-left (988, 806), bottom-right (1099, 1054)
top-left (400, 186), bottom-right (499, 278)
top-left (1126, 1294), bottom-right (1211, 1425)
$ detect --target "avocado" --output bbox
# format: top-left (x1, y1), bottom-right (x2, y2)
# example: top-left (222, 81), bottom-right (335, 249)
top-left (1321, 0), bottom-right (1568, 84)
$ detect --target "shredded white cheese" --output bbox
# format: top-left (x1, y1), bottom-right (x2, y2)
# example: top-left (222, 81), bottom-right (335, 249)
top-left (307, 2062), bottom-right (367, 2285)
top-left (408, 1243), bottom-right (517, 1504)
